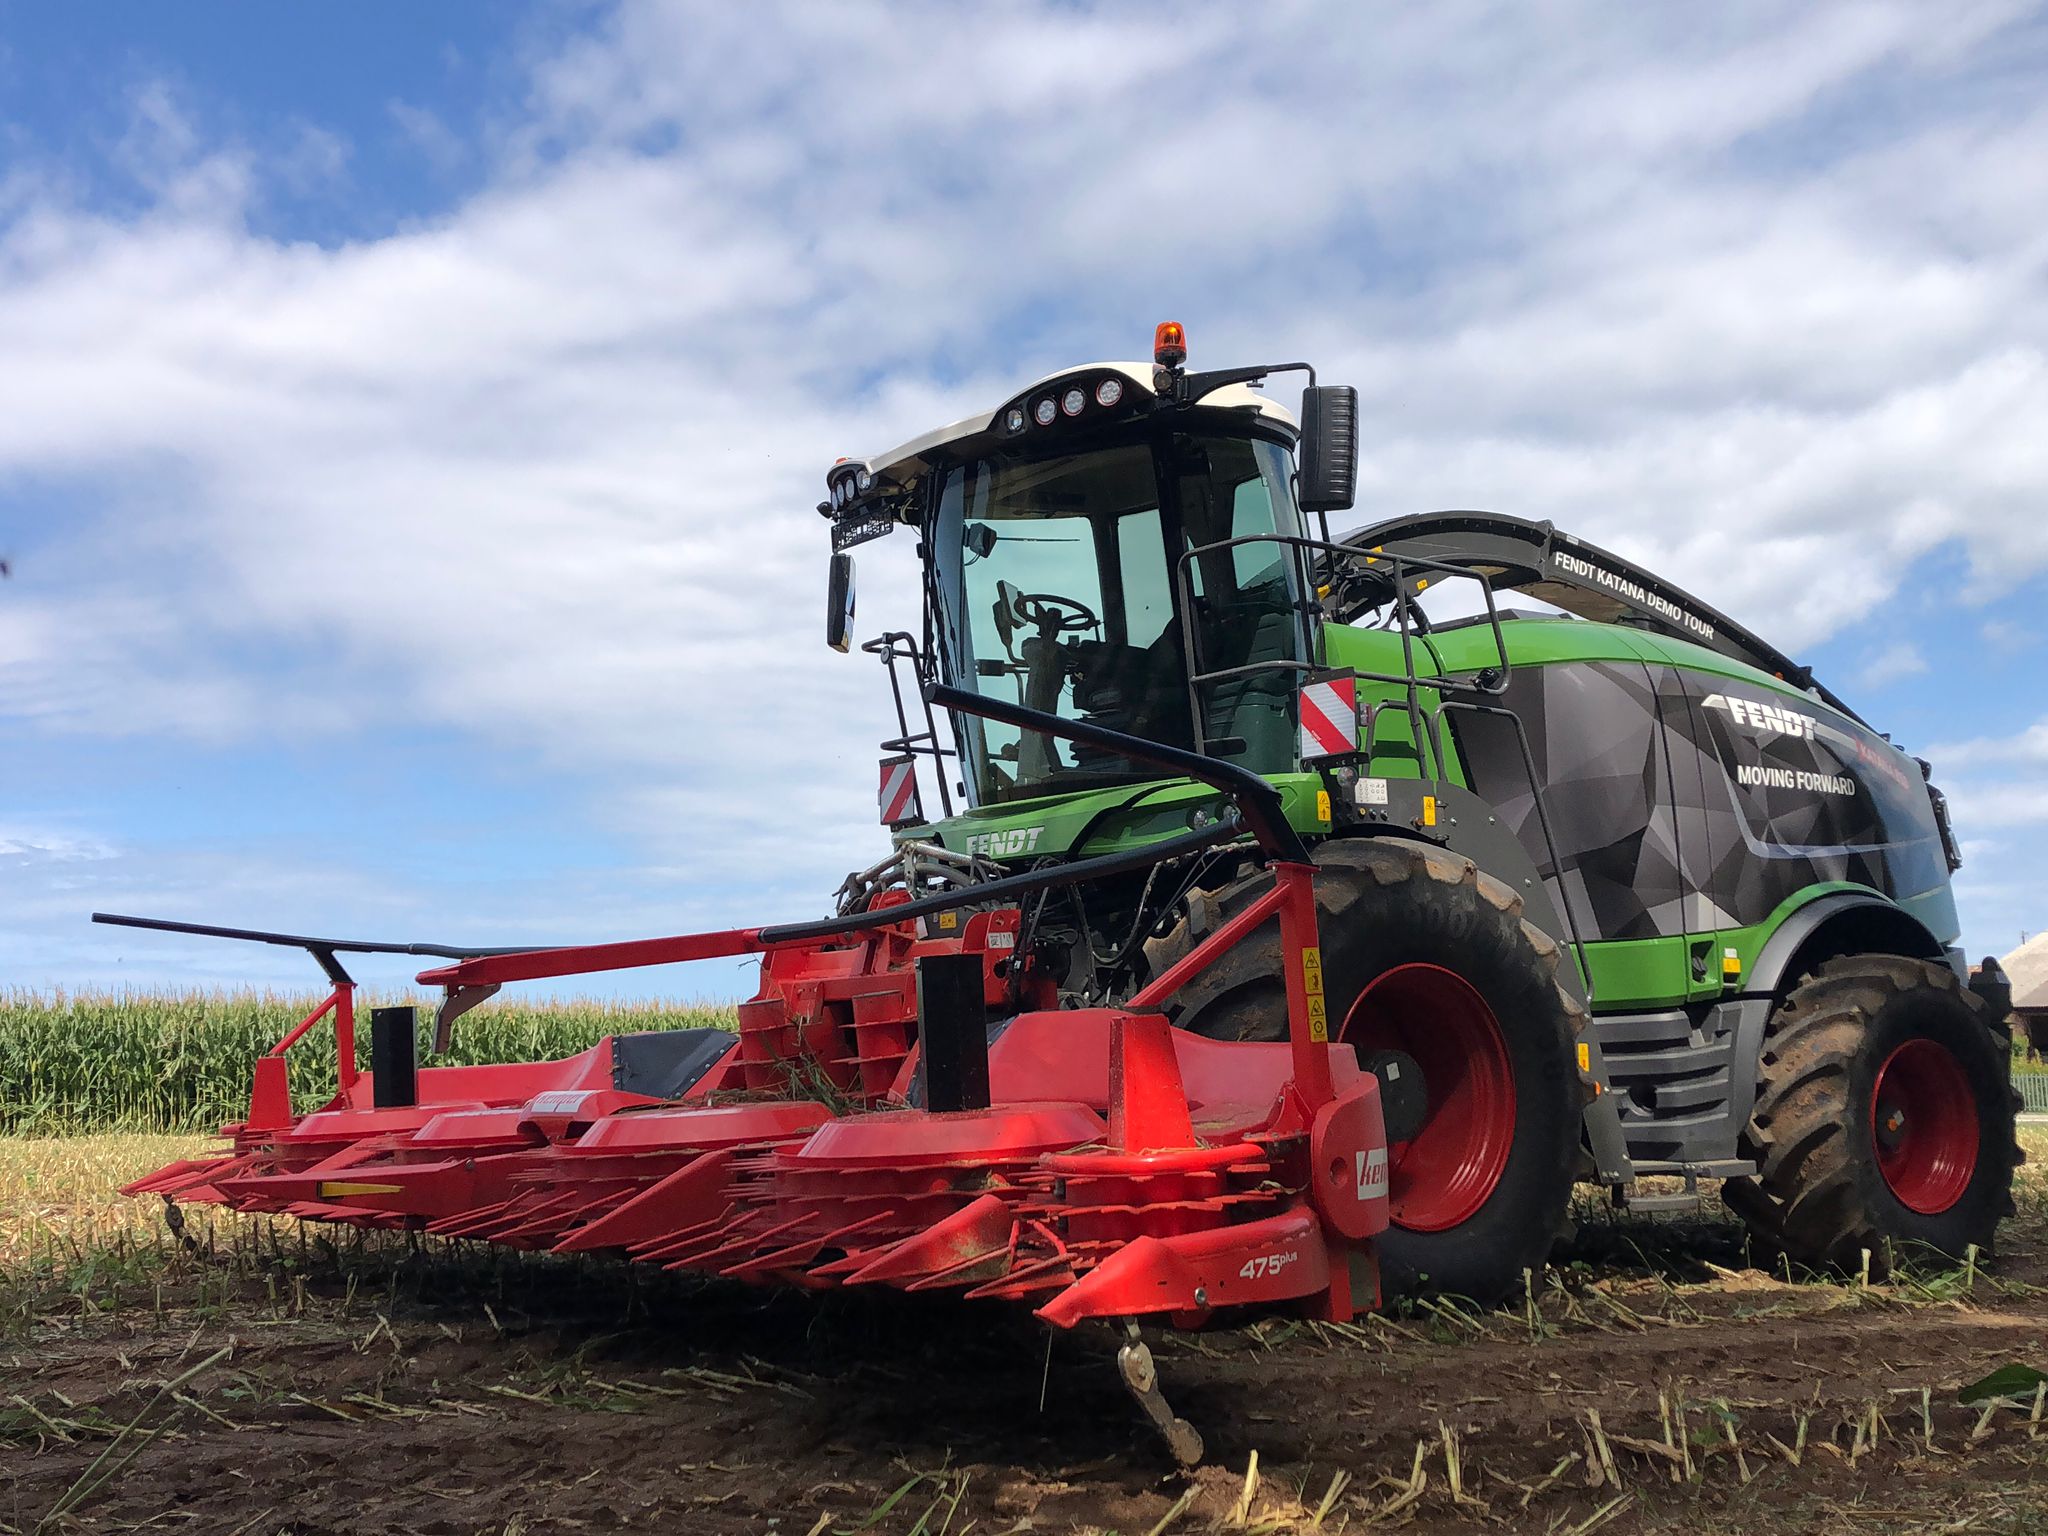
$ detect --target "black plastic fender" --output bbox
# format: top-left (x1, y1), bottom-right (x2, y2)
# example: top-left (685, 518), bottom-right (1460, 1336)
top-left (1744, 891), bottom-right (1946, 1001)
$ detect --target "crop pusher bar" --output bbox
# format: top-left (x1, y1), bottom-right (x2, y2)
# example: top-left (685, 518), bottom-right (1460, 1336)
top-left (102, 692), bottom-right (1391, 1460)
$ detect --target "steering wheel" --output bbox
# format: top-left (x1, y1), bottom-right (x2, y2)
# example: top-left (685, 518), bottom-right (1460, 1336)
top-left (1013, 591), bottom-right (1100, 635)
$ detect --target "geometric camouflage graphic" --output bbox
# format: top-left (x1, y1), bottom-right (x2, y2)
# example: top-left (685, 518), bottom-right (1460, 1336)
top-left (1454, 657), bottom-right (1948, 946)
top-left (1663, 665), bottom-right (1948, 926)
top-left (1455, 660), bottom-right (1688, 942)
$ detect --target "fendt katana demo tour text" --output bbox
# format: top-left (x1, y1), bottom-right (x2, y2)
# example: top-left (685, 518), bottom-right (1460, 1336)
top-left (102, 325), bottom-right (2021, 1462)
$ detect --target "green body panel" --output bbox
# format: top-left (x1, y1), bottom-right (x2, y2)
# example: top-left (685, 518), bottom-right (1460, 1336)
top-left (1574, 912), bottom-right (1822, 1010)
top-left (910, 771), bottom-right (1331, 862)
top-left (1570, 934), bottom-right (1694, 1010)
top-left (1319, 625), bottom-right (1463, 786)
top-left (1422, 614), bottom-right (1818, 703)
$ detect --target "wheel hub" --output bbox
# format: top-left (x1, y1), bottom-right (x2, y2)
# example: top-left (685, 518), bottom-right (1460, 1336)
top-left (1358, 1048), bottom-right (1428, 1142)
top-left (1340, 963), bottom-right (1516, 1233)
top-left (1870, 1036), bottom-right (1978, 1215)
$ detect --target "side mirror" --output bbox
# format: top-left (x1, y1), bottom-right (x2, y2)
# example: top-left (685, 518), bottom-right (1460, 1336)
top-left (1297, 384), bottom-right (1359, 515)
top-left (826, 553), bottom-right (855, 653)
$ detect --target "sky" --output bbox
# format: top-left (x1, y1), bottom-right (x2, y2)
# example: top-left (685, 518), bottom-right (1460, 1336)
top-left (2, 0), bottom-right (2046, 1001)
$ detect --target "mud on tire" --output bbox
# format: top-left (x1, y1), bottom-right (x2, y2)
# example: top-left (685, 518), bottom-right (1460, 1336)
top-left (1723, 955), bottom-right (2023, 1273)
top-left (1143, 837), bottom-right (1587, 1302)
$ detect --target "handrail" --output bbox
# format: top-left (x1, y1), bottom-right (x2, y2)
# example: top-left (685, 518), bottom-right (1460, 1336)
top-left (1169, 531), bottom-right (1514, 776)
top-left (862, 630), bottom-right (955, 818)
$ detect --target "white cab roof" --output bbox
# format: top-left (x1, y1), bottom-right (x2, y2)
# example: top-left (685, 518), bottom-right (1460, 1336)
top-left (861, 361), bottom-right (1301, 487)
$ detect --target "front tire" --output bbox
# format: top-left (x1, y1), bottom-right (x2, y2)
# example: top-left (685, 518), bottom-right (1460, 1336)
top-left (1144, 838), bottom-right (1588, 1302)
top-left (1723, 955), bottom-right (2022, 1272)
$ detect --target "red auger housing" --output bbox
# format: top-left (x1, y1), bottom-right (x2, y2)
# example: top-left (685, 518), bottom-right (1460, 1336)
top-left (103, 690), bottom-right (1392, 1462)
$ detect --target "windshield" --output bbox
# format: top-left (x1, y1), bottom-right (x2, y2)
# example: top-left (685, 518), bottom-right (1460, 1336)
top-left (932, 430), bottom-right (1305, 805)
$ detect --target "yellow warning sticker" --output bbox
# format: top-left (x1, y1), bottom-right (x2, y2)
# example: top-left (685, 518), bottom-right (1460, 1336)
top-left (1421, 796), bottom-right (1438, 828)
top-left (1315, 789), bottom-right (1331, 825)
top-left (1307, 992), bottom-right (1329, 1042)
top-left (1302, 946), bottom-right (1324, 996)
top-left (937, 910), bottom-right (960, 931)
top-left (1576, 1043), bottom-right (1590, 1073)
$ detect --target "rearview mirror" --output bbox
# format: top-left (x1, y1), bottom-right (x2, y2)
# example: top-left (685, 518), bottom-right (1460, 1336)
top-left (1297, 384), bottom-right (1359, 515)
top-left (827, 553), bottom-right (855, 653)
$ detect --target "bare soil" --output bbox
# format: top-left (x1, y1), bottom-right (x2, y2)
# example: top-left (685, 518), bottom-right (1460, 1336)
top-left (5, 1198), bottom-right (2047, 1535)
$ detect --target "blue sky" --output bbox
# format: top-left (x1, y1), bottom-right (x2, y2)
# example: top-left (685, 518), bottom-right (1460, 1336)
top-left (3, 1), bottom-right (2046, 1000)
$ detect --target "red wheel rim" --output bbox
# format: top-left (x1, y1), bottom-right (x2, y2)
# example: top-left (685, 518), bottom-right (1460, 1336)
top-left (1870, 1037), bottom-right (1978, 1214)
top-left (1339, 963), bottom-right (1516, 1232)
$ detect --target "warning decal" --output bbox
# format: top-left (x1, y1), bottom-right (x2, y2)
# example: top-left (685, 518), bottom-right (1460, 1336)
top-left (1298, 674), bottom-right (1359, 761)
top-left (878, 756), bottom-right (921, 825)
top-left (1302, 945), bottom-right (1328, 1042)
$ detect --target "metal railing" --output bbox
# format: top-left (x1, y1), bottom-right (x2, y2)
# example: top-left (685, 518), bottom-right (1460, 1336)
top-left (1169, 532), bottom-right (1515, 776)
top-left (2016, 1071), bottom-right (2048, 1114)
top-left (863, 630), bottom-right (957, 819)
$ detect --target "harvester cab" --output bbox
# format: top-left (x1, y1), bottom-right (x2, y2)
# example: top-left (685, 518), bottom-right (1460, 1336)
top-left (824, 323), bottom-right (1357, 817)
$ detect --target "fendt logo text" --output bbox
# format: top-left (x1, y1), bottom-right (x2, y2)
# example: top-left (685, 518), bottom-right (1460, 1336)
top-left (1699, 692), bottom-right (1817, 741)
top-left (963, 826), bottom-right (1046, 858)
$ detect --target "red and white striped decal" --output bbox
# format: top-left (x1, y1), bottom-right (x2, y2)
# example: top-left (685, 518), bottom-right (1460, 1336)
top-left (878, 756), bottom-right (921, 825)
top-left (1298, 675), bottom-right (1358, 760)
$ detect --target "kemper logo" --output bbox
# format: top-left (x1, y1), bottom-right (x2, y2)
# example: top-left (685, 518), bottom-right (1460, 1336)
top-left (1356, 1146), bottom-right (1389, 1200)
top-left (1551, 549), bottom-right (1717, 641)
top-left (964, 826), bottom-right (1046, 858)
top-left (1699, 692), bottom-right (1817, 741)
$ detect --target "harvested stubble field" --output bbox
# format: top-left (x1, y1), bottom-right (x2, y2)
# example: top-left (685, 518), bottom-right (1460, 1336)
top-left (3, 1129), bottom-right (2046, 1536)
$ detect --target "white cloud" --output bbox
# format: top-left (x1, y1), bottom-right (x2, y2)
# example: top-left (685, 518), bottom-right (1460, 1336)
top-left (0, 826), bottom-right (115, 863)
top-left (1950, 783), bottom-right (2048, 832)
top-left (1981, 617), bottom-right (2033, 654)
top-left (1928, 718), bottom-right (2048, 772)
top-left (5, 1), bottom-right (2048, 982)
top-left (1857, 641), bottom-right (1931, 689)
top-left (387, 101), bottom-right (467, 177)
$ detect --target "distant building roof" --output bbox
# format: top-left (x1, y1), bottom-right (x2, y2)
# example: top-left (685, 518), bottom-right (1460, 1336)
top-left (1999, 932), bottom-right (2048, 1012)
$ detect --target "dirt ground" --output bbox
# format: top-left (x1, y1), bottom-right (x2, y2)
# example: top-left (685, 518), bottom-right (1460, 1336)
top-left (4, 1141), bottom-right (2047, 1535)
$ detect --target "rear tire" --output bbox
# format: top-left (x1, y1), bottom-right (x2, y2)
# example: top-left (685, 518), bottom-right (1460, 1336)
top-left (1143, 838), bottom-right (1587, 1302)
top-left (1723, 955), bottom-right (2022, 1273)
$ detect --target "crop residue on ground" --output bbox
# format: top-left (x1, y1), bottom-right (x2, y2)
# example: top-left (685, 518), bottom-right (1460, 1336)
top-left (2, 1131), bottom-right (2044, 1534)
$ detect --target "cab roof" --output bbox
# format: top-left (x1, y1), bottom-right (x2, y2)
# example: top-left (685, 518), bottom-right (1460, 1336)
top-left (862, 361), bottom-right (1300, 489)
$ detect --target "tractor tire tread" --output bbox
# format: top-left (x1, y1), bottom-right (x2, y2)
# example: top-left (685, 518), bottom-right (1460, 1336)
top-left (1726, 954), bottom-right (2020, 1273)
top-left (1144, 835), bottom-right (1581, 1303)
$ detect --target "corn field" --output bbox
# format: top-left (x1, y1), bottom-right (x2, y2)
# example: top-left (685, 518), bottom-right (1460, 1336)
top-left (0, 988), bottom-right (737, 1135)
